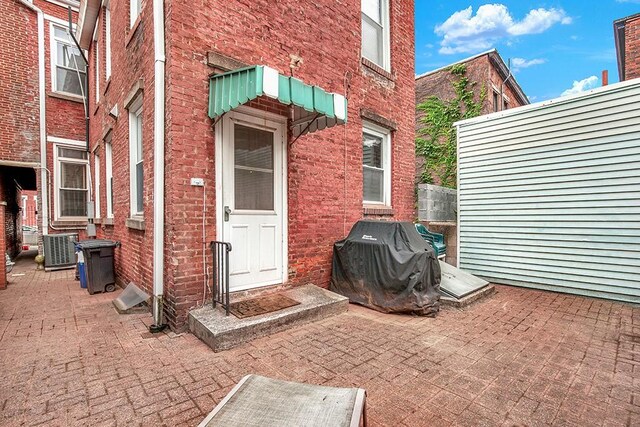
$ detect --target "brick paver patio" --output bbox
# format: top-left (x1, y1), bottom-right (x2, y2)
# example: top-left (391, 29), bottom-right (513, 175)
top-left (1, 253), bottom-right (639, 426)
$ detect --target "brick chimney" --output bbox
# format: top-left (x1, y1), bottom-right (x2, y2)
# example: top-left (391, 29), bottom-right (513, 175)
top-left (602, 70), bottom-right (609, 86)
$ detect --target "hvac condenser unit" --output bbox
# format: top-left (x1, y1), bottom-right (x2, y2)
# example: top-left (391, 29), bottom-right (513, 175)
top-left (43, 233), bottom-right (78, 270)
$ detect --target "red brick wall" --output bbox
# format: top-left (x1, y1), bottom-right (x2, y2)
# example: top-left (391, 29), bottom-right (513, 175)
top-left (415, 53), bottom-right (527, 185)
top-left (625, 15), bottom-right (640, 80)
top-left (21, 190), bottom-right (38, 227)
top-left (0, 0), bottom-right (39, 164)
top-left (86, 0), bottom-right (416, 329)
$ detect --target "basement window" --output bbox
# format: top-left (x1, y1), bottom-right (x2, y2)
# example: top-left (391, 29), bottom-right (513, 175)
top-left (51, 23), bottom-right (86, 97)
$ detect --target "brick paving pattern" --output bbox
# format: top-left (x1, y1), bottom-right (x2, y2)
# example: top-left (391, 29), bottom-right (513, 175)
top-left (1, 254), bottom-right (639, 426)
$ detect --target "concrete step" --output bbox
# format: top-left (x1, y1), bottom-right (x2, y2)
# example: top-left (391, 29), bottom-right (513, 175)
top-left (189, 284), bottom-right (349, 352)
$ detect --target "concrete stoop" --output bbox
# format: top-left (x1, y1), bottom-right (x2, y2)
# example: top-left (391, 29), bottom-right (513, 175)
top-left (440, 284), bottom-right (496, 308)
top-left (188, 284), bottom-right (349, 352)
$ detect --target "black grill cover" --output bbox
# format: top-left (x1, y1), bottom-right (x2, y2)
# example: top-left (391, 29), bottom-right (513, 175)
top-left (330, 220), bottom-right (441, 316)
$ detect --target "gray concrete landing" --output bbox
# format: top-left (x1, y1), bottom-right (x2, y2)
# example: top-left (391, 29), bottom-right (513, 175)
top-left (188, 284), bottom-right (349, 352)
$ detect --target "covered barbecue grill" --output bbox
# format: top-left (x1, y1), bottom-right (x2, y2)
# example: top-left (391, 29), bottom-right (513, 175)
top-left (330, 220), bottom-right (441, 316)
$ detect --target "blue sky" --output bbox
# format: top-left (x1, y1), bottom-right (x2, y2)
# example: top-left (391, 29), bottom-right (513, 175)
top-left (415, 1), bottom-right (640, 102)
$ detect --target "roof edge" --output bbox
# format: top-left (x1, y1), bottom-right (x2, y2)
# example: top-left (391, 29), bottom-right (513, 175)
top-left (76, 0), bottom-right (100, 49)
top-left (415, 49), bottom-right (497, 80)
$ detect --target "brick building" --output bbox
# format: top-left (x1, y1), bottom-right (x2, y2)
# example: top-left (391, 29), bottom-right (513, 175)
top-left (0, 0), bottom-right (87, 289)
top-left (614, 13), bottom-right (640, 81)
top-left (75, 0), bottom-right (416, 330)
top-left (415, 49), bottom-right (529, 185)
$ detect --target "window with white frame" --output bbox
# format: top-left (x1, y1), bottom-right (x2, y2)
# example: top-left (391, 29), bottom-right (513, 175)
top-left (55, 145), bottom-right (89, 219)
top-left (361, 0), bottom-right (390, 70)
top-left (130, 0), bottom-right (142, 27)
top-left (129, 97), bottom-right (144, 216)
top-left (51, 23), bottom-right (86, 97)
top-left (94, 152), bottom-right (101, 219)
top-left (105, 5), bottom-right (111, 80)
top-left (22, 196), bottom-right (28, 219)
top-left (362, 122), bottom-right (391, 205)
top-left (95, 39), bottom-right (100, 102)
top-left (105, 135), bottom-right (114, 218)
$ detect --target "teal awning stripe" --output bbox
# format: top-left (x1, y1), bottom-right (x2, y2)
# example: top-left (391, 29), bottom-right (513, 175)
top-left (208, 65), bottom-right (347, 135)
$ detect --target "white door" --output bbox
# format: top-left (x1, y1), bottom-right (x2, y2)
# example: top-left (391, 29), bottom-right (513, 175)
top-left (220, 111), bottom-right (287, 291)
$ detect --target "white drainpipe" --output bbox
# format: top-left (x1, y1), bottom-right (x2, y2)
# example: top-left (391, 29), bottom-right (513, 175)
top-left (19, 0), bottom-right (48, 237)
top-left (150, 0), bottom-right (167, 332)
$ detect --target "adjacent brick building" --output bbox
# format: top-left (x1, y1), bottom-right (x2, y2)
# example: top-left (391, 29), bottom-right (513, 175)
top-left (614, 13), bottom-right (640, 81)
top-left (415, 49), bottom-right (529, 185)
top-left (0, 0), bottom-right (87, 288)
top-left (76, 0), bottom-right (416, 330)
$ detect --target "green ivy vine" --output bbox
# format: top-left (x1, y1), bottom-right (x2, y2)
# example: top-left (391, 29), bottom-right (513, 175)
top-left (416, 64), bottom-right (486, 188)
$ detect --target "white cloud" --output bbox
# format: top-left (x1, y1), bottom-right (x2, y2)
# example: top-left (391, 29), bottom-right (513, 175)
top-left (511, 57), bottom-right (546, 71)
top-left (615, 0), bottom-right (640, 3)
top-left (435, 4), bottom-right (572, 54)
top-left (561, 76), bottom-right (599, 97)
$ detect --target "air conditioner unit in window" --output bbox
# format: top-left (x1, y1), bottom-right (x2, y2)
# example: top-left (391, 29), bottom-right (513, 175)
top-left (43, 233), bottom-right (78, 271)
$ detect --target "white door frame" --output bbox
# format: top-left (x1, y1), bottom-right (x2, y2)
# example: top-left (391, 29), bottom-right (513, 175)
top-left (214, 106), bottom-right (288, 291)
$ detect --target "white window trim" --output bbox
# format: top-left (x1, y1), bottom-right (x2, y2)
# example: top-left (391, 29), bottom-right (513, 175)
top-left (95, 41), bottom-right (100, 103)
top-left (130, 0), bottom-right (141, 28)
top-left (362, 121), bottom-right (392, 206)
top-left (105, 136), bottom-right (114, 218)
top-left (361, 0), bottom-right (391, 71)
top-left (128, 96), bottom-right (144, 217)
top-left (94, 152), bottom-right (101, 219)
top-left (22, 196), bottom-right (28, 219)
top-left (53, 142), bottom-right (89, 221)
top-left (105, 7), bottom-right (111, 80)
top-left (49, 22), bottom-right (86, 98)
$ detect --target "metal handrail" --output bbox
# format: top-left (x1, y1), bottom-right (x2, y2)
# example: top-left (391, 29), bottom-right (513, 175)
top-left (210, 241), bottom-right (232, 315)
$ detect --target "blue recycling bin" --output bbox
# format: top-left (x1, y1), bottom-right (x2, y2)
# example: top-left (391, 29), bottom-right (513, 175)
top-left (76, 247), bottom-right (87, 289)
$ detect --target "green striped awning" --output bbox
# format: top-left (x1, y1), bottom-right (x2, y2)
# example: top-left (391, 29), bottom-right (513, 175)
top-left (208, 65), bottom-right (347, 137)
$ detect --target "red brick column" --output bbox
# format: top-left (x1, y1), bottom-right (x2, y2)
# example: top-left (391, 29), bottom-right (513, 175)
top-left (0, 201), bottom-right (6, 290)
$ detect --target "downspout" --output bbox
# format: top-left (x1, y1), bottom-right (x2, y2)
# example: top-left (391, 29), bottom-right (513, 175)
top-left (150, 0), bottom-right (167, 333)
top-left (18, 0), bottom-right (48, 236)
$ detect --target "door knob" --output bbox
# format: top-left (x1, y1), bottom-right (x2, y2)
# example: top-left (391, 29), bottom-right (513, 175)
top-left (224, 206), bottom-right (231, 222)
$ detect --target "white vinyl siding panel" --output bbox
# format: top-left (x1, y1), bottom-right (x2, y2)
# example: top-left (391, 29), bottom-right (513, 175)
top-left (457, 81), bottom-right (640, 304)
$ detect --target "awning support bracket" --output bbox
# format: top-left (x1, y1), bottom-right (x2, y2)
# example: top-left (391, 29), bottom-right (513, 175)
top-left (289, 113), bottom-right (320, 146)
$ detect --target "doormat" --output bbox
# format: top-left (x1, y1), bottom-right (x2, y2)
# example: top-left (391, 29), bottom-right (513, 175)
top-left (229, 294), bottom-right (300, 319)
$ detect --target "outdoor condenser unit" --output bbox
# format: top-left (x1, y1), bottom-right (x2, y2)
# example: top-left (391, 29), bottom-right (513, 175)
top-left (43, 233), bottom-right (78, 270)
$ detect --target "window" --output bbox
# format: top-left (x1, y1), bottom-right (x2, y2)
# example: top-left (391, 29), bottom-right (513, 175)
top-left (493, 91), bottom-right (499, 112)
top-left (105, 7), bottom-right (111, 80)
top-left (105, 136), bottom-right (113, 218)
top-left (130, 0), bottom-right (142, 27)
top-left (95, 40), bottom-right (100, 102)
top-left (129, 98), bottom-right (144, 216)
top-left (51, 23), bottom-right (86, 97)
top-left (94, 152), bottom-right (101, 219)
top-left (55, 145), bottom-right (89, 219)
top-left (362, 122), bottom-right (391, 205)
top-left (22, 196), bottom-right (28, 219)
top-left (503, 99), bottom-right (509, 110)
top-left (361, 0), bottom-right (390, 70)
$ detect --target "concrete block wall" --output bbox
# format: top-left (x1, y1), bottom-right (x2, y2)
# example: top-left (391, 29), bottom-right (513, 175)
top-left (418, 184), bottom-right (457, 222)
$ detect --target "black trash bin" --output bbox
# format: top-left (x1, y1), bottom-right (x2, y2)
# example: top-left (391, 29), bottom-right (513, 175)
top-left (76, 240), bottom-right (119, 295)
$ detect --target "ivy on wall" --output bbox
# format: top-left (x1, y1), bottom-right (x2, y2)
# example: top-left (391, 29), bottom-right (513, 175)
top-left (416, 64), bottom-right (486, 188)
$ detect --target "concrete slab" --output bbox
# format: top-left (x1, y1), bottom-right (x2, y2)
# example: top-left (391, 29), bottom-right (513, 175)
top-left (189, 285), bottom-right (349, 352)
top-left (440, 284), bottom-right (496, 308)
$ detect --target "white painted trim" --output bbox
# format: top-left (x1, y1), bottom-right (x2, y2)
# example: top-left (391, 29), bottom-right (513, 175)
top-left (104, 7), bottom-right (111, 79)
top-left (216, 107), bottom-right (288, 290)
top-left (128, 98), bottom-right (143, 217)
top-left (130, 0), bottom-right (141, 28)
top-left (361, 0), bottom-right (391, 71)
top-left (456, 128), bottom-right (461, 268)
top-left (362, 121), bottom-right (392, 207)
top-left (47, 136), bottom-right (85, 146)
top-left (44, 0), bottom-right (79, 12)
top-left (94, 152), bottom-right (101, 219)
top-left (49, 21), bottom-right (85, 97)
top-left (52, 143), bottom-right (90, 221)
top-left (105, 137), bottom-right (113, 218)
